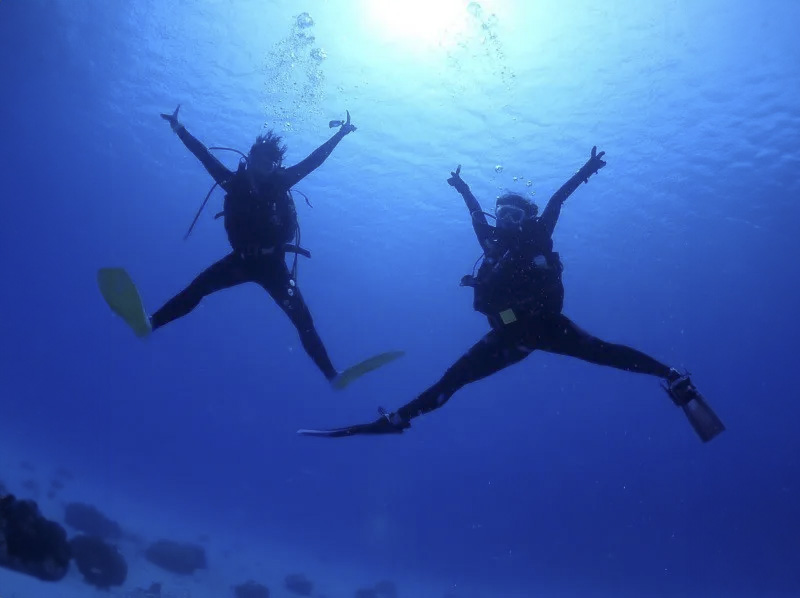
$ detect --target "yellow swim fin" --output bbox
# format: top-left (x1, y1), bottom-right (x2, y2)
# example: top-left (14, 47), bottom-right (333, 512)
top-left (97, 267), bottom-right (152, 338)
top-left (331, 350), bottom-right (405, 390)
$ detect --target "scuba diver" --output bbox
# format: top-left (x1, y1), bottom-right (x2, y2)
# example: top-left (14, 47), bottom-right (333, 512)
top-left (299, 146), bottom-right (725, 441)
top-left (98, 105), bottom-right (402, 389)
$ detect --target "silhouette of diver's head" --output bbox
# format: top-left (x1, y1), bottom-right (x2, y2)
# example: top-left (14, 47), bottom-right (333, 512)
top-left (495, 193), bottom-right (538, 231)
top-left (248, 130), bottom-right (287, 176)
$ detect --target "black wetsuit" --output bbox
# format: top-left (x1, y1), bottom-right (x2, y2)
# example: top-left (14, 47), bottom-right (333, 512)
top-left (151, 126), bottom-right (349, 380)
top-left (395, 166), bottom-right (673, 422)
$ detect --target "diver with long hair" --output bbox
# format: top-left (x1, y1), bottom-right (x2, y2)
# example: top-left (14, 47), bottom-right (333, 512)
top-left (98, 105), bottom-right (402, 389)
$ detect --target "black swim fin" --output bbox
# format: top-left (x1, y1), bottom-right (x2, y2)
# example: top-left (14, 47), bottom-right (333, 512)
top-left (680, 394), bottom-right (725, 442)
top-left (297, 408), bottom-right (409, 438)
top-left (663, 374), bottom-right (725, 442)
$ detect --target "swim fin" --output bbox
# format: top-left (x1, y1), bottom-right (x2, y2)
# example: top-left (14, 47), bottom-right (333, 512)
top-left (662, 373), bottom-right (725, 442)
top-left (298, 408), bottom-right (409, 438)
top-left (680, 394), bottom-right (725, 442)
top-left (97, 267), bottom-right (152, 338)
top-left (330, 350), bottom-right (405, 390)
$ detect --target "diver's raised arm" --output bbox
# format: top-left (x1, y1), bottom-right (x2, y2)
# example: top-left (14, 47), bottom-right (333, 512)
top-left (160, 105), bottom-right (234, 191)
top-left (447, 165), bottom-right (492, 249)
top-left (282, 110), bottom-right (357, 188)
top-left (539, 145), bottom-right (606, 238)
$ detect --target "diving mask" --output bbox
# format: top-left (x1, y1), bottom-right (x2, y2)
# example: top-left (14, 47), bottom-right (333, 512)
top-left (496, 204), bottom-right (527, 227)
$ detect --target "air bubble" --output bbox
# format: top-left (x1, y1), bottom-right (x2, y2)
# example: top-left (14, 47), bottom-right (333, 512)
top-left (467, 2), bottom-right (483, 18)
top-left (296, 12), bottom-right (314, 29)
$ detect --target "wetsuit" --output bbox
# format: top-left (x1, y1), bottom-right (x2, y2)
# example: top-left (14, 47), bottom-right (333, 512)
top-left (151, 125), bottom-right (350, 380)
top-left (395, 163), bottom-right (674, 422)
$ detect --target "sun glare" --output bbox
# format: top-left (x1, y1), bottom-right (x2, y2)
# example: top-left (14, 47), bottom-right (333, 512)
top-left (364, 0), bottom-right (474, 49)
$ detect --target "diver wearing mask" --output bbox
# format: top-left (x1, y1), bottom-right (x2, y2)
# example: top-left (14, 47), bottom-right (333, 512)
top-left (299, 147), bottom-right (724, 443)
top-left (97, 105), bottom-right (402, 389)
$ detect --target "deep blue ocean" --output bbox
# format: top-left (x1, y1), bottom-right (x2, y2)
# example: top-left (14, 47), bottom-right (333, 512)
top-left (1, 1), bottom-right (799, 597)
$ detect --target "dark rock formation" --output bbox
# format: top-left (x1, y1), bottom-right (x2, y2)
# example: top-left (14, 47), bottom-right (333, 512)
top-left (70, 534), bottom-right (127, 588)
top-left (355, 580), bottom-right (397, 598)
top-left (145, 539), bottom-right (207, 575)
top-left (285, 573), bottom-right (313, 596)
top-left (234, 580), bottom-right (270, 598)
top-left (64, 502), bottom-right (123, 539)
top-left (0, 494), bottom-right (71, 581)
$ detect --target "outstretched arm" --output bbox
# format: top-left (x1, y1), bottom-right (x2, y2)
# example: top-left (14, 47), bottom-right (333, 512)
top-left (447, 165), bottom-right (493, 250)
top-left (160, 105), bottom-right (234, 190)
top-left (282, 110), bottom-right (357, 188)
top-left (539, 145), bottom-right (606, 238)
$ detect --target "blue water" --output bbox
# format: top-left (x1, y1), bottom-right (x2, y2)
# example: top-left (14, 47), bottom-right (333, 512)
top-left (2, 1), bottom-right (799, 596)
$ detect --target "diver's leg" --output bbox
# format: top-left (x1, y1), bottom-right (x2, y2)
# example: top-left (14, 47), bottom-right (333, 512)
top-left (297, 326), bottom-right (534, 436)
top-left (257, 258), bottom-right (338, 381)
top-left (536, 314), bottom-right (725, 441)
top-left (150, 253), bottom-right (248, 330)
top-left (537, 314), bottom-right (674, 378)
top-left (396, 328), bottom-right (530, 421)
